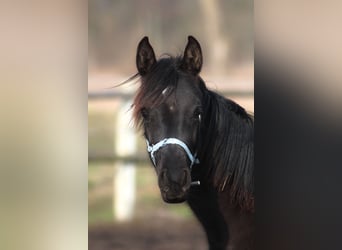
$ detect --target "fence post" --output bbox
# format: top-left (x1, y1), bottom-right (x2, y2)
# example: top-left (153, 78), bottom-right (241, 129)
top-left (113, 100), bottom-right (136, 222)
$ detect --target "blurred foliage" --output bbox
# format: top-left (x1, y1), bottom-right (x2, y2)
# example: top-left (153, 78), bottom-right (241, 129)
top-left (89, 0), bottom-right (253, 72)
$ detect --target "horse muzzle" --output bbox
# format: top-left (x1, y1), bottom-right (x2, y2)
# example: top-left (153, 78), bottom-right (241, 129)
top-left (158, 168), bottom-right (191, 203)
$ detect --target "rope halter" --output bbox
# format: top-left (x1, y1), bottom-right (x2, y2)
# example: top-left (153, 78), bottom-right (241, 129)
top-left (145, 138), bottom-right (200, 170)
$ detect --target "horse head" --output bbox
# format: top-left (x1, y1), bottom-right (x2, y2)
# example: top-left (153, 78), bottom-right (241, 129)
top-left (134, 36), bottom-right (204, 203)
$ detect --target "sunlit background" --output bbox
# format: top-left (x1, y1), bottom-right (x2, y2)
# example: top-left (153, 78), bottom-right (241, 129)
top-left (88, 1), bottom-right (253, 249)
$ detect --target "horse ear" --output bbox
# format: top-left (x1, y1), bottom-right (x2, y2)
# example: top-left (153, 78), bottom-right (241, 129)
top-left (136, 37), bottom-right (156, 75)
top-left (181, 36), bottom-right (202, 75)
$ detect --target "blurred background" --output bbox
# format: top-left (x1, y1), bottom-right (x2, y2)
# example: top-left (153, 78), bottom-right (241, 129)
top-left (1, 0), bottom-right (341, 250)
top-left (88, 1), bottom-right (253, 249)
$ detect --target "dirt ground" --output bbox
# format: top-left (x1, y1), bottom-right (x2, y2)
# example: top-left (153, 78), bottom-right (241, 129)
top-left (89, 218), bottom-right (208, 250)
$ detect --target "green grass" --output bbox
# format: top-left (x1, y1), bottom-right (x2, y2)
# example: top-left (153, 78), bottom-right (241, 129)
top-left (88, 196), bottom-right (114, 224)
top-left (88, 111), bottom-right (116, 157)
top-left (88, 180), bottom-right (95, 190)
top-left (169, 204), bottom-right (194, 218)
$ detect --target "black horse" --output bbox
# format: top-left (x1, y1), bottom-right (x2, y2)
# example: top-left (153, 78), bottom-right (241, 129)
top-left (132, 36), bottom-right (254, 250)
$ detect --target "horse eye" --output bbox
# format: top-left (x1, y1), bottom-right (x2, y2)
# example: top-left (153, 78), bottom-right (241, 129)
top-left (141, 108), bottom-right (149, 120)
top-left (193, 108), bottom-right (202, 122)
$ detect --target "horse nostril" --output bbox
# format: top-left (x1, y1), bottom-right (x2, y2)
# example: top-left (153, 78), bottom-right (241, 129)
top-left (160, 170), bottom-right (168, 184)
top-left (162, 186), bottom-right (170, 192)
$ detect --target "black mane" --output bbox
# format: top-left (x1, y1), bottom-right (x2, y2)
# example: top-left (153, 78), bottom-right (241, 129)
top-left (199, 85), bottom-right (254, 210)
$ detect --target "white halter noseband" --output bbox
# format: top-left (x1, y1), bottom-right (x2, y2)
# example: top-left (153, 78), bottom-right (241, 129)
top-left (146, 138), bottom-right (200, 169)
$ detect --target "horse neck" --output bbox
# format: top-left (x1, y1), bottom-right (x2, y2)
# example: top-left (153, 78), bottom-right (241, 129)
top-left (197, 90), bottom-right (254, 209)
top-left (199, 89), bottom-right (253, 158)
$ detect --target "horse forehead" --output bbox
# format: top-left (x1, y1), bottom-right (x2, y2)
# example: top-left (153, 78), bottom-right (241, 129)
top-left (162, 95), bottom-right (197, 115)
top-left (175, 86), bottom-right (201, 106)
top-left (161, 84), bottom-right (195, 96)
top-left (160, 76), bottom-right (201, 109)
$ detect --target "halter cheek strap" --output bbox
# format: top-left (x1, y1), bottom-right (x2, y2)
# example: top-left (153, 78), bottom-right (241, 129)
top-left (146, 138), bottom-right (200, 169)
